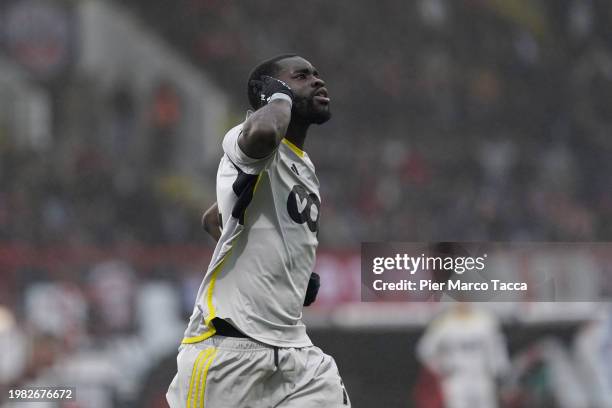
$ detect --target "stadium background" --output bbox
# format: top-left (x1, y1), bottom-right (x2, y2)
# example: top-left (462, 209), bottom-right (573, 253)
top-left (0, 0), bottom-right (611, 406)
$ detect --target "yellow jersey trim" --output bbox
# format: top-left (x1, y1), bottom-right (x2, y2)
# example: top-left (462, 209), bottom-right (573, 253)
top-left (181, 253), bottom-right (230, 344)
top-left (182, 173), bottom-right (264, 345)
top-left (182, 327), bottom-right (216, 344)
top-left (282, 138), bottom-right (304, 157)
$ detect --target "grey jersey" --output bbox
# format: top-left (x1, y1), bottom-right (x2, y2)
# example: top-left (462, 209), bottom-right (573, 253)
top-left (182, 122), bottom-right (321, 347)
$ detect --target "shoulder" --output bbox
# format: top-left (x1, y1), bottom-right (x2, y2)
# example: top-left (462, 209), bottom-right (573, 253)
top-left (221, 122), bottom-right (246, 154)
top-left (222, 121), bottom-right (278, 175)
top-left (223, 122), bottom-right (245, 142)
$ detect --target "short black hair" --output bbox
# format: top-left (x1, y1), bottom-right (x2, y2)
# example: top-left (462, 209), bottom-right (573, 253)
top-left (247, 53), bottom-right (298, 109)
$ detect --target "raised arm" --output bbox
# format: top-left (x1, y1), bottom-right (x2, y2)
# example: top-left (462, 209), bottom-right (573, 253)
top-left (239, 76), bottom-right (293, 159)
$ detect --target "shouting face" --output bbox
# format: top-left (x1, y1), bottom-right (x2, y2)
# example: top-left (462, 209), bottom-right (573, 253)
top-left (274, 56), bottom-right (331, 125)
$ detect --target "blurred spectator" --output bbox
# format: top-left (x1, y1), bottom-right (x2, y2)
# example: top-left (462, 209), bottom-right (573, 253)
top-left (136, 280), bottom-right (184, 355)
top-left (24, 281), bottom-right (88, 349)
top-left (107, 82), bottom-right (137, 159)
top-left (148, 81), bottom-right (182, 172)
top-left (0, 306), bottom-right (26, 387)
top-left (87, 260), bottom-right (136, 336)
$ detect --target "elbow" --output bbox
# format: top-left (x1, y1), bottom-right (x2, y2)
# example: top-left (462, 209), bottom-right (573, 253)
top-left (241, 121), bottom-right (280, 157)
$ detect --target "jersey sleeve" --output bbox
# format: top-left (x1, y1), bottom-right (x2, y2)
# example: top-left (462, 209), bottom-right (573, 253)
top-left (222, 123), bottom-right (276, 174)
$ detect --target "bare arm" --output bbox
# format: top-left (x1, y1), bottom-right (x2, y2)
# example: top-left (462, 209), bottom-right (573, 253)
top-left (201, 202), bottom-right (222, 242)
top-left (239, 99), bottom-right (292, 159)
top-left (239, 75), bottom-right (294, 159)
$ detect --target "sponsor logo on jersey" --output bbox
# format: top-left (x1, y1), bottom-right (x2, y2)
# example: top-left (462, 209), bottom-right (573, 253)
top-left (287, 185), bottom-right (320, 232)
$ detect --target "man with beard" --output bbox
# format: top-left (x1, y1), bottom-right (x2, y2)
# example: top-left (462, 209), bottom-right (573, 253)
top-left (167, 54), bottom-right (350, 407)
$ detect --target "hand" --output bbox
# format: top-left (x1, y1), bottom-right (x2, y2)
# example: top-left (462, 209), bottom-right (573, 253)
top-left (303, 272), bottom-right (320, 306)
top-left (202, 202), bottom-right (221, 242)
top-left (249, 75), bottom-right (294, 107)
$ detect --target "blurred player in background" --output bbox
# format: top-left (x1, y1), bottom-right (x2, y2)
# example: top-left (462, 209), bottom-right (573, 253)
top-left (166, 54), bottom-right (350, 407)
top-left (416, 303), bottom-right (509, 408)
top-left (573, 305), bottom-right (612, 407)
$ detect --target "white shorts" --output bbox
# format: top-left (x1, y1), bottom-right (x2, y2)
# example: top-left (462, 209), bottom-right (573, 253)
top-left (166, 335), bottom-right (351, 408)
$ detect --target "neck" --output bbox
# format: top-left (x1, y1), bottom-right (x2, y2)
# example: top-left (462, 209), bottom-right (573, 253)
top-left (285, 119), bottom-right (310, 150)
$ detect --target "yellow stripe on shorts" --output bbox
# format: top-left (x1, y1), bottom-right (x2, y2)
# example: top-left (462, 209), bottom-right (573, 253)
top-left (187, 348), bottom-right (213, 408)
top-left (198, 348), bottom-right (217, 408)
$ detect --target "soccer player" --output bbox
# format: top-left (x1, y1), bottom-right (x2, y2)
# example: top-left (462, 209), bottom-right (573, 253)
top-left (166, 54), bottom-right (350, 407)
top-left (416, 303), bottom-right (509, 408)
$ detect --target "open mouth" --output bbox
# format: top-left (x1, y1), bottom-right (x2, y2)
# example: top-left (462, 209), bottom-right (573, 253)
top-left (313, 88), bottom-right (330, 104)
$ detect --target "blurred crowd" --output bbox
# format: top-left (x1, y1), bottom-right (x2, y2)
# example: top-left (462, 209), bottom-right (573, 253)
top-left (0, 77), bottom-right (208, 246)
top-left (2, 0), bottom-right (612, 248)
top-left (0, 256), bottom-right (205, 407)
top-left (128, 0), bottom-right (612, 243)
